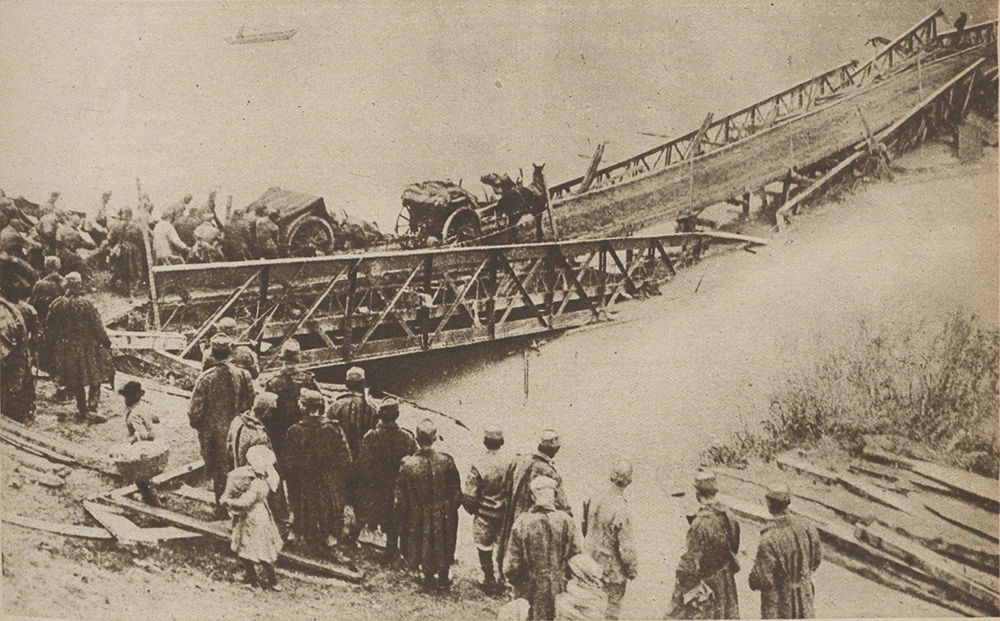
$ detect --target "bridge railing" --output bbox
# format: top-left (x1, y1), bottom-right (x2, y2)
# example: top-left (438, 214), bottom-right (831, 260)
top-left (151, 231), bottom-right (766, 369)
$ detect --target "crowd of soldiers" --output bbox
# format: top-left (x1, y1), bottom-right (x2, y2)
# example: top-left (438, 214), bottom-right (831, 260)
top-left (0, 189), bottom-right (289, 299)
top-left (169, 328), bottom-right (822, 619)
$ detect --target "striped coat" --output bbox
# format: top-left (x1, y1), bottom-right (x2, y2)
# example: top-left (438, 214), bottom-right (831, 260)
top-left (395, 447), bottom-right (461, 574)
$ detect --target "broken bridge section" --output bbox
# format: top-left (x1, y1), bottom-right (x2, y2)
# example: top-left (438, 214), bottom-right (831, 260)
top-left (146, 232), bottom-right (766, 371)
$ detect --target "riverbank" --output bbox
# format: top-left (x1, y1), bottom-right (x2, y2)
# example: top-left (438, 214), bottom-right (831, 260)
top-left (2, 141), bottom-right (996, 619)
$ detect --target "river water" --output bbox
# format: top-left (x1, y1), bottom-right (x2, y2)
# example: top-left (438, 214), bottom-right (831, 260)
top-left (2, 0), bottom-right (993, 226)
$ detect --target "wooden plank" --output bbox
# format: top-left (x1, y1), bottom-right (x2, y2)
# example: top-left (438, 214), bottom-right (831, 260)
top-left (777, 453), bottom-right (915, 514)
top-left (84, 500), bottom-right (148, 543)
top-left (2, 512), bottom-right (113, 540)
top-left (174, 484), bottom-right (217, 505)
top-left (14, 465), bottom-right (65, 488)
top-left (100, 494), bottom-right (364, 583)
top-left (856, 522), bottom-right (1000, 612)
top-left (863, 447), bottom-right (999, 512)
top-left (108, 460), bottom-right (204, 499)
top-left (923, 495), bottom-right (1000, 544)
top-left (6, 446), bottom-right (71, 476)
top-left (0, 418), bottom-right (117, 476)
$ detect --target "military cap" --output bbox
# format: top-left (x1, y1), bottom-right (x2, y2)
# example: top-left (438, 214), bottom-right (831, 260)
top-left (345, 366), bottom-right (365, 382)
top-left (379, 397), bottom-right (400, 417)
top-left (694, 471), bottom-right (719, 494)
top-left (415, 418), bottom-right (437, 443)
top-left (43, 256), bottom-right (61, 271)
top-left (215, 316), bottom-right (238, 335)
top-left (298, 388), bottom-right (325, 407)
top-left (765, 482), bottom-right (791, 503)
top-left (530, 475), bottom-right (557, 494)
top-left (484, 426), bottom-right (504, 442)
top-left (209, 333), bottom-right (233, 355)
top-left (538, 429), bottom-right (560, 449)
top-left (280, 339), bottom-right (301, 360)
top-left (64, 272), bottom-right (83, 287)
top-left (253, 391), bottom-right (278, 414)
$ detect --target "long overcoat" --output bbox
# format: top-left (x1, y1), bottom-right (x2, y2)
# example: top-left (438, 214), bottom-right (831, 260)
top-left (44, 292), bottom-right (113, 388)
top-left (0, 298), bottom-right (34, 422)
top-left (497, 453), bottom-right (571, 576)
top-left (283, 415), bottom-right (353, 544)
top-left (262, 365), bottom-right (319, 455)
top-left (504, 505), bottom-right (581, 620)
top-left (355, 421), bottom-right (417, 527)
top-left (226, 412), bottom-right (273, 471)
top-left (328, 390), bottom-right (375, 459)
top-left (188, 361), bottom-right (254, 486)
top-left (749, 514), bottom-right (822, 619)
top-left (669, 501), bottom-right (741, 619)
top-left (395, 447), bottom-right (461, 574)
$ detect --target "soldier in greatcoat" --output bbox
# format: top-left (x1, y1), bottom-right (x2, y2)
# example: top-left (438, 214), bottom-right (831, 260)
top-left (45, 272), bottom-right (113, 422)
top-left (749, 483), bottom-right (823, 619)
top-left (497, 429), bottom-right (571, 581)
top-left (395, 419), bottom-right (462, 591)
top-left (0, 293), bottom-right (35, 423)
top-left (28, 255), bottom-right (64, 320)
top-left (227, 392), bottom-right (277, 471)
top-left (262, 340), bottom-right (319, 457)
top-left (353, 398), bottom-right (416, 557)
top-left (201, 316), bottom-right (259, 379)
top-left (188, 333), bottom-right (255, 514)
top-left (329, 366), bottom-right (376, 458)
top-left (462, 426), bottom-right (508, 594)
top-left (668, 472), bottom-right (741, 620)
top-left (504, 475), bottom-right (582, 620)
top-left (283, 389), bottom-right (353, 553)
top-left (582, 459), bottom-right (638, 619)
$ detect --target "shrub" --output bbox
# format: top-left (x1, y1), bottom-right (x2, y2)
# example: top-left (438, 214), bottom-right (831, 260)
top-left (704, 313), bottom-right (1000, 477)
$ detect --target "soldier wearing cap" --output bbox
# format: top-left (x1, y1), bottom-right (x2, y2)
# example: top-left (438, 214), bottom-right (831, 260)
top-left (749, 483), bottom-right (822, 619)
top-left (504, 475), bottom-right (582, 620)
top-left (189, 332), bottom-right (255, 514)
top-left (28, 255), bottom-right (63, 320)
top-left (582, 458), bottom-right (638, 619)
top-left (252, 205), bottom-right (280, 259)
top-left (353, 397), bottom-right (417, 557)
top-left (462, 426), bottom-right (508, 593)
top-left (283, 389), bottom-right (353, 554)
top-left (497, 429), bottom-right (572, 583)
top-left (263, 339), bottom-right (319, 456)
top-left (329, 366), bottom-right (376, 459)
top-left (227, 392), bottom-right (277, 471)
top-left (202, 316), bottom-right (259, 379)
top-left (396, 419), bottom-right (462, 591)
top-left (668, 471), bottom-right (741, 620)
top-left (45, 271), bottom-right (113, 423)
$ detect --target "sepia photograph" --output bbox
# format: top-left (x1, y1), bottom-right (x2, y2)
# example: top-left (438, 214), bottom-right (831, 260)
top-left (0, 1), bottom-right (997, 619)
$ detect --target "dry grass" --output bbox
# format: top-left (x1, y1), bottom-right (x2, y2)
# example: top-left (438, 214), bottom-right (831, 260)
top-left (705, 313), bottom-right (1000, 478)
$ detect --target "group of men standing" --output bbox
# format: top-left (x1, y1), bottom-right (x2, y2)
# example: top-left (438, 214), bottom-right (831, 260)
top-left (459, 426), bottom-right (824, 620)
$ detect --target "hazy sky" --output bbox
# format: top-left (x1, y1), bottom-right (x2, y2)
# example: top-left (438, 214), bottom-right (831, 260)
top-left (1, 1), bottom-right (993, 226)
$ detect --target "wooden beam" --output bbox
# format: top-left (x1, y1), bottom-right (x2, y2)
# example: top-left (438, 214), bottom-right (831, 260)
top-left (178, 270), bottom-right (260, 358)
top-left (428, 257), bottom-right (488, 344)
top-left (2, 512), bottom-right (113, 540)
top-left (98, 494), bottom-right (364, 582)
top-left (354, 262), bottom-right (422, 355)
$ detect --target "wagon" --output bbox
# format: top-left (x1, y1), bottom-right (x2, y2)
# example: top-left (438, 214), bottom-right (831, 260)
top-left (244, 187), bottom-right (338, 254)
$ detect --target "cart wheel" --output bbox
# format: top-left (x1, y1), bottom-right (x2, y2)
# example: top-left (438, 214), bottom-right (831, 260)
top-left (395, 205), bottom-right (414, 236)
top-left (287, 215), bottom-right (336, 254)
top-left (442, 207), bottom-right (482, 245)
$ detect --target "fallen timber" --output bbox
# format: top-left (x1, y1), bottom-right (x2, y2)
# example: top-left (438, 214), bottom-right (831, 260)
top-left (131, 231), bottom-right (766, 371)
top-left (546, 12), bottom-right (997, 239)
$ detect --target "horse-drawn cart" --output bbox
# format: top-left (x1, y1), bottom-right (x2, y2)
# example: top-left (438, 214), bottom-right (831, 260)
top-left (395, 165), bottom-right (549, 248)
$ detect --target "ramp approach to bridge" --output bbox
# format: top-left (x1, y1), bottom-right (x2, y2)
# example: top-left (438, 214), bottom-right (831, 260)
top-left (115, 231), bottom-right (766, 372)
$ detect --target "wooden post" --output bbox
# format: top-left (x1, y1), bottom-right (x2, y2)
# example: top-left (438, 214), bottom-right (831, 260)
top-left (486, 251), bottom-right (498, 340)
top-left (341, 262), bottom-right (358, 359)
top-left (255, 266), bottom-right (269, 353)
top-left (135, 177), bottom-right (160, 330)
top-left (578, 142), bottom-right (605, 194)
top-left (420, 255), bottom-right (433, 350)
